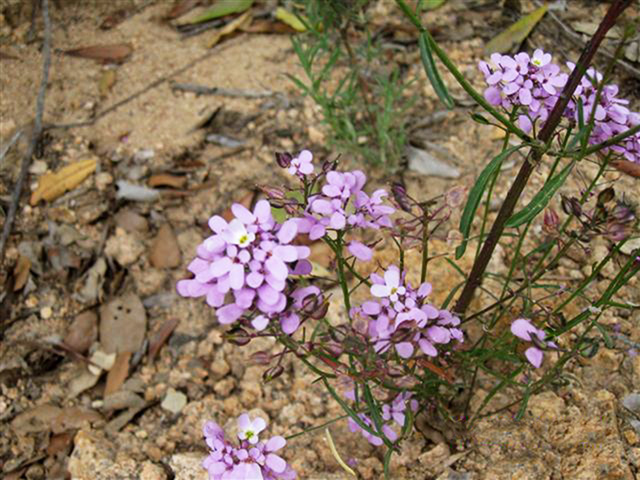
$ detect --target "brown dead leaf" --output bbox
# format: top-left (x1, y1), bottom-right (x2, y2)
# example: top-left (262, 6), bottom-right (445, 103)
top-left (242, 19), bottom-right (296, 34)
top-left (51, 407), bottom-right (102, 434)
top-left (104, 351), bottom-right (131, 397)
top-left (611, 159), bottom-right (640, 178)
top-left (47, 432), bottom-right (74, 456)
top-left (99, 69), bottom-right (117, 97)
top-left (148, 318), bottom-right (179, 362)
top-left (166, 0), bottom-right (201, 19)
top-left (100, 8), bottom-right (135, 29)
top-left (149, 224), bottom-right (181, 268)
top-left (99, 293), bottom-right (147, 354)
top-left (64, 43), bottom-right (133, 63)
top-left (207, 10), bottom-right (252, 48)
top-left (13, 255), bottom-right (31, 291)
top-left (11, 404), bottom-right (62, 435)
top-left (63, 311), bottom-right (98, 354)
top-left (30, 157), bottom-right (97, 205)
top-left (148, 173), bottom-right (187, 188)
top-left (222, 190), bottom-right (255, 222)
top-left (0, 50), bottom-right (19, 60)
top-left (114, 209), bottom-right (149, 233)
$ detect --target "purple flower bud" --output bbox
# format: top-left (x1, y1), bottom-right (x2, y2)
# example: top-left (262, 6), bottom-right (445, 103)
top-left (597, 187), bottom-right (615, 205)
top-left (275, 151), bottom-right (293, 168)
top-left (310, 301), bottom-right (329, 320)
top-left (250, 350), bottom-right (273, 365)
top-left (543, 208), bottom-right (559, 232)
top-left (258, 185), bottom-right (285, 200)
top-left (263, 365), bottom-right (284, 381)
top-left (392, 182), bottom-right (412, 212)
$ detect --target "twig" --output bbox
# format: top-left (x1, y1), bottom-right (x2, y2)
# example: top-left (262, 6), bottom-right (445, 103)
top-left (171, 82), bottom-right (276, 98)
top-left (45, 34), bottom-right (247, 130)
top-left (536, 1), bottom-right (640, 80)
top-left (452, 0), bottom-right (633, 317)
top-left (0, 0), bottom-right (51, 265)
top-left (0, 129), bottom-right (23, 165)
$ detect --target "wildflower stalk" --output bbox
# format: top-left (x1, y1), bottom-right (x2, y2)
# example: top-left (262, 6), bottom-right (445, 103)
top-left (451, 0), bottom-right (633, 317)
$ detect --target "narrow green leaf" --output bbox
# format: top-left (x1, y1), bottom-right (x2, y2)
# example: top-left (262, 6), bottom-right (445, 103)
top-left (515, 386), bottom-right (531, 421)
top-left (470, 112), bottom-right (491, 125)
top-left (418, 33), bottom-right (454, 109)
top-left (506, 161), bottom-right (574, 228)
top-left (456, 145), bottom-right (523, 259)
top-left (485, 5), bottom-right (548, 54)
top-left (191, 0), bottom-right (253, 24)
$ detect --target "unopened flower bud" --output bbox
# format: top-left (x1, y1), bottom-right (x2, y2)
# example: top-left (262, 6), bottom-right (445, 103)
top-left (258, 185), bottom-right (285, 200)
top-left (543, 208), bottom-right (559, 231)
top-left (392, 182), bottom-right (412, 212)
top-left (263, 365), bottom-right (284, 382)
top-left (322, 160), bottom-right (338, 173)
top-left (227, 328), bottom-right (251, 346)
top-left (597, 187), bottom-right (615, 206)
top-left (250, 351), bottom-right (272, 365)
top-left (324, 340), bottom-right (343, 357)
top-left (310, 301), bottom-right (329, 320)
top-left (612, 202), bottom-right (635, 223)
top-left (275, 152), bottom-right (293, 168)
top-left (561, 196), bottom-right (582, 217)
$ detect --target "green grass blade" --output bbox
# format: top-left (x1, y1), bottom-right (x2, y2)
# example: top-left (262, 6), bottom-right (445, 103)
top-left (418, 33), bottom-right (454, 109)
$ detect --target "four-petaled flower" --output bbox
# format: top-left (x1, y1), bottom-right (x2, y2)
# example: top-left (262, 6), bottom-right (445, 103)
top-left (511, 318), bottom-right (557, 368)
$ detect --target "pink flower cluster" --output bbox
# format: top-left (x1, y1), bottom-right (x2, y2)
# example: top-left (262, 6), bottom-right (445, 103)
top-left (177, 199), bottom-right (312, 330)
top-left (479, 49), bottom-right (640, 163)
top-left (202, 413), bottom-right (296, 480)
top-left (510, 318), bottom-right (557, 368)
top-left (346, 391), bottom-right (418, 446)
top-left (296, 170), bottom-right (395, 240)
top-left (351, 266), bottom-right (463, 359)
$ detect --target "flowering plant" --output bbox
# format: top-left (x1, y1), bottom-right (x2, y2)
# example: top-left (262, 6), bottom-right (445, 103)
top-left (178, 2), bottom-right (639, 477)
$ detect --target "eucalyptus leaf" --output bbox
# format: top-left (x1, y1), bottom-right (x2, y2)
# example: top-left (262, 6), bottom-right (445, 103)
top-left (190, 0), bottom-right (253, 24)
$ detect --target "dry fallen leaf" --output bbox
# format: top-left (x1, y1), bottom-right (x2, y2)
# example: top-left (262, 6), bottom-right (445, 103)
top-left (99, 293), bottom-right (147, 354)
top-left (208, 10), bottom-right (252, 48)
top-left (51, 407), bottom-right (102, 434)
top-left (99, 69), bottom-right (117, 97)
top-left (11, 404), bottom-right (62, 435)
top-left (63, 311), bottom-right (98, 354)
top-left (104, 351), bottom-right (131, 397)
top-left (165, 0), bottom-right (201, 20)
top-left (485, 5), bottom-right (548, 54)
top-left (30, 157), bottom-right (97, 205)
top-left (148, 318), bottom-right (179, 362)
top-left (149, 224), bottom-right (181, 269)
top-left (148, 173), bottom-right (187, 188)
top-left (64, 43), bottom-right (133, 63)
top-left (13, 255), bottom-right (31, 291)
top-left (611, 159), bottom-right (640, 178)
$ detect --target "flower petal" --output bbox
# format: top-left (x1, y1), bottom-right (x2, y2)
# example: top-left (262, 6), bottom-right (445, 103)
top-left (266, 256), bottom-right (288, 280)
top-left (277, 219), bottom-right (298, 244)
top-left (231, 203), bottom-right (255, 224)
top-left (525, 347), bottom-right (544, 368)
top-left (266, 453), bottom-right (287, 473)
top-left (348, 241), bottom-right (372, 261)
top-left (216, 304), bottom-right (244, 324)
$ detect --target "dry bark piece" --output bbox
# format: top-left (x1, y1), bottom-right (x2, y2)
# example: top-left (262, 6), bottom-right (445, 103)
top-left (64, 43), bottom-right (133, 63)
top-left (104, 351), bottom-right (131, 396)
top-left (63, 311), bottom-right (98, 354)
top-left (114, 209), bottom-right (149, 233)
top-left (30, 158), bottom-right (98, 205)
top-left (47, 432), bottom-right (74, 456)
top-left (99, 294), bottom-right (147, 354)
top-left (12, 255), bottom-right (31, 291)
top-left (149, 224), bottom-right (181, 269)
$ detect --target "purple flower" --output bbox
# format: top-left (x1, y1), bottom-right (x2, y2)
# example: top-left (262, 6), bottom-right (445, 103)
top-left (287, 149), bottom-right (314, 177)
top-left (177, 199), bottom-right (310, 326)
top-left (511, 318), bottom-right (557, 368)
top-left (202, 415), bottom-right (296, 480)
top-left (295, 169), bottom-right (395, 240)
top-left (347, 240), bottom-right (373, 261)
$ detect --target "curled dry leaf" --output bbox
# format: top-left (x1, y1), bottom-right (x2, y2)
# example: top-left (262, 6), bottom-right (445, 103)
top-left (13, 255), bottom-right (31, 292)
top-left (207, 10), bottom-right (252, 48)
top-left (104, 351), bottom-right (131, 397)
top-left (63, 310), bottom-right (98, 354)
top-left (64, 43), bottom-right (133, 63)
top-left (148, 173), bottom-right (187, 188)
top-left (165, 0), bottom-right (201, 20)
top-left (30, 157), bottom-right (97, 205)
top-left (148, 317), bottom-right (179, 362)
top-left (611, 159), bottom-right (640, 178)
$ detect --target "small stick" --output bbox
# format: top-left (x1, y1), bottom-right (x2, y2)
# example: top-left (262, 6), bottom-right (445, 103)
top-left (0, 0), bottom-right (51, 265)
top-left (170, 82), bottom-right (275, 98)
top-left (0, 129), bottom-right (23, 165)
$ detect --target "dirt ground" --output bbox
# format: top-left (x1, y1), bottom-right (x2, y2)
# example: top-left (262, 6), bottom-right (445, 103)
top-left (1, 1), bottom-right (640, 479)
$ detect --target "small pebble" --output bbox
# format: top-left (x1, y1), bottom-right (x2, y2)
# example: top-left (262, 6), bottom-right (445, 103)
top-left (40, 306), bottom-right (53, 319)
top-left (160, 388), bottom-right (187, 414)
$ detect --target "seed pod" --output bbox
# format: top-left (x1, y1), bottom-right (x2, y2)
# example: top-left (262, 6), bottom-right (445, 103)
top-left (250, 351), bottom-right (272, 365)
top-left (392, 182), bottom-right (412, 212)
top-left (597, 187), bottom-right (615, 206)
top-left (543, 208), bottom-right (560, 231)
